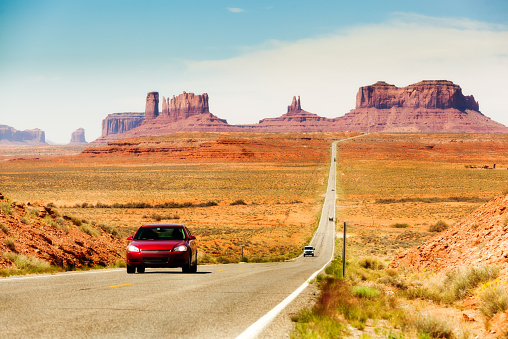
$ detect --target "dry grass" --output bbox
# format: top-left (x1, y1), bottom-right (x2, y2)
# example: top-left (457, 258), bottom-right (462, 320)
top-left (0, 133), bottom-right (336, 262)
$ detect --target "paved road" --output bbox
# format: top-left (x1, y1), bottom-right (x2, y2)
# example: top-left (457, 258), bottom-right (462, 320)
top-left (0, 142), bottom-right (340, 339)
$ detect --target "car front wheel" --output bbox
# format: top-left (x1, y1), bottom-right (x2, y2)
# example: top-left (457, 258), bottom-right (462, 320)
top-left (127, 265), bottom-right (135, 274)
top-left (137, 266), bottom-right (145, 273)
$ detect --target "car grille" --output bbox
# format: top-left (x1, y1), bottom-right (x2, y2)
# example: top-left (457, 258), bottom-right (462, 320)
top-left (141, 250), bottom-right (172, 253)
top-left (142, 257), bottom-right (169, 264)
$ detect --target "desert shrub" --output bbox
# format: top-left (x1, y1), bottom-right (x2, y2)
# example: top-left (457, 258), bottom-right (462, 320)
top-left (4, 237), bottom-right (16, 251)
top-left (445, 265), bottom-right (500, 300)
top-left (324, 258), bottom-right (344, 279)
top-left (412, 313), bottom-right (454, 339)
top-left (53, 217), bottom-right (69, 232)
top-left (404, 286), bottom-right (451, 304)
top-left (352, 286), bottom-right (381, 299)
top-left (391, 223), bottom-right (409, 228)
top-left (479, 282), bottom-right (508, 318)
top-left (230, 199), bottom-right (247, 206)
top-left (197, 252), bottom-right (216, 264)
top-left (67, 215), bottom-right (83, 226)
top-left (79, 224), bottom-right (99, 237)
top-left (385, 268), bottom-right (399, 277)
top-left (3, 252), bottom-right (50, 272)
top-left (99, 223), bottom-right (120, 238)
top-left (358, 257), bottom-right (385, 270)
top-left (151, 213), bottom-right (162, 221)
top-left (292, 308), bottom-right (345, 338)
top-left (0, 222), bottom-right (8, 233)
top-left (26, 207), bottom-right (39, 218)
top-left (0, 202), bottom-right (13, 216)
top-left (429, 220), bottom-right (449, 232)
top-left (20, 216), bottom-right (29, 224)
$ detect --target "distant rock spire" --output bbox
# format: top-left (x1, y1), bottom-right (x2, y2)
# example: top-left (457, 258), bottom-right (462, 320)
top-left (287, 96), bottom-right (301, 113)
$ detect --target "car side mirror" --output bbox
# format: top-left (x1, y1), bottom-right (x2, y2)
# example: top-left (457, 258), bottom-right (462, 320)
top-left (127, 236), bottom-right (133, 240)
top-left (189, 235), bottom-right (196, 240)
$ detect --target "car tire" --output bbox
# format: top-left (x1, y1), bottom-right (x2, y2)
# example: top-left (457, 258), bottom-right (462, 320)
top-left (127, 265), bottom-right (136, 274)
top-left (190, 255), bottom-right (197, 273)
top-left (182, 253), bottom-right (192, 273)
top-left (137, 266), bottom-right (145, 273)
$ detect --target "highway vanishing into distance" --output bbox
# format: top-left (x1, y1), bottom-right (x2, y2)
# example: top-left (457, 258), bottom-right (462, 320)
top-left (0, 140), bottom-right (344, 338)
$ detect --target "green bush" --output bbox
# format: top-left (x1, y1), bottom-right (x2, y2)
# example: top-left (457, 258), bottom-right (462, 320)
top-left (352, 286), bottom-right (381, 299)
top-left (391, 223), bottom-right (409, 228)
top-left (429, 220), bottom-right (449, 232)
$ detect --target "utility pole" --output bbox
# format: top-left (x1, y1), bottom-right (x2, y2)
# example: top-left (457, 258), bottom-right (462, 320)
top-left (342, 221), bottom-right (346, 278)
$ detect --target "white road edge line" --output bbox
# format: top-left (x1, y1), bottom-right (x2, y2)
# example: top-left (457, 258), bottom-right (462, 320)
top-left (236, 140), bottom-right (342, 339)
top-left (236, 135), bottom-right (366, 339)
top-left (235, 246), bottom-right (334, 339)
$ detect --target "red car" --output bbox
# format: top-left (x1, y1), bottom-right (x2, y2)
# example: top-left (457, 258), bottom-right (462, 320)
top-left (126, 224), bottom-right (198, 274)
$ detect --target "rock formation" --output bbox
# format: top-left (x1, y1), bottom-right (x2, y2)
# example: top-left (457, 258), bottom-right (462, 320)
top-left (169, 92), bottom-right (210, 121)
top-left (93, 81), bottom-right (508, 142)
top-left (251, 96), bottom-right (335, 132)
top-left (69, 128), bottom-right (87, 144)
top-left (334, 80), bottom-right (507, 133)
top-left (144, 92), bottom-right (159, 121)
top-left (0, 125), bottom-right (46, 145)
top-left (356, 80), bottom-right (479, 111)
top-left (99, 112), bottom-right (145, 140)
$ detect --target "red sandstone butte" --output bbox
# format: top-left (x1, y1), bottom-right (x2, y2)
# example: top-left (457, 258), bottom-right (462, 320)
top-left (93, 81), bottom-right (508, 143)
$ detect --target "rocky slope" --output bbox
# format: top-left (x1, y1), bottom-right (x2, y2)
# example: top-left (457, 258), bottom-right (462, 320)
top-left (0, 193), bottom-right (125, 270)
top-left (0, 125), bottom-right (47, 145)
top-left (81, 132), bottom-right (332, 163)
top-left (389, 194), bottom-right (508, 278)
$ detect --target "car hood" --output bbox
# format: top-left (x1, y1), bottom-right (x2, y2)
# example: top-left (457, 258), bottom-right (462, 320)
top-left (130, 240), bottom-right (184, 250)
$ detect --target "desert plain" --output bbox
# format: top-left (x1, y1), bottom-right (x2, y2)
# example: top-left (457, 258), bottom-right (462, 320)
top-left (1, 131), bottom-right (508, 336)
top-left (1, 132), bottom-right (507, 263)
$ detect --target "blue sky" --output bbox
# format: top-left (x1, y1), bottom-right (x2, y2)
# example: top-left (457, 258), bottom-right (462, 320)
top-left (1, 0), bottom-right (507, 143)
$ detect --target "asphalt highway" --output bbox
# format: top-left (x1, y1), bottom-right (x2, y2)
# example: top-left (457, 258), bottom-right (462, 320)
top-left (0, 141), bottom-right (340, 338)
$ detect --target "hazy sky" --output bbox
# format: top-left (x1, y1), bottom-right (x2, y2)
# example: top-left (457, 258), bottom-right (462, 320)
top-left (1, 0), bottom-right (507, 144)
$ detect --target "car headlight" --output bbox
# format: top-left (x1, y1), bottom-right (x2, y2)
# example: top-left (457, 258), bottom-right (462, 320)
top-left (173, 245), bottom-right (188, 252)
top-left (127, 245), bottom-right (140, 253)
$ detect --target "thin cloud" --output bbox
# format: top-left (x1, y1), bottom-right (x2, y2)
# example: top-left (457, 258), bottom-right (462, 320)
top-left (227, 7), bottom-right (245, 13)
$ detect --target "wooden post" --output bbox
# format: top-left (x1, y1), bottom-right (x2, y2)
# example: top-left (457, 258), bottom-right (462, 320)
top-left (342, 222), bottom-right (346, 278)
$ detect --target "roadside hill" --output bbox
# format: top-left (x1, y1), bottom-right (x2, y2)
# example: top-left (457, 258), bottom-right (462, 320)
top-left (0, 192), bottom-right (125, 271)
top-left (390, 194), bottom-right (508, 278)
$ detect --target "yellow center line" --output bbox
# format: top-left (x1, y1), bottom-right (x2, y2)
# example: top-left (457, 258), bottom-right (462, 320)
top-left (180, 274), bottom-right (191, 277)
top-left (109, 283), bottom-right (133, 288)
top-left (217, 270), bottom-right (224, 272)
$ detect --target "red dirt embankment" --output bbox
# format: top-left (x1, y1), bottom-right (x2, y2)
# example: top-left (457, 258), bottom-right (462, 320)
top-left (0, 193), bottom-right (125, 270)
top-left (390, 194), bottom-right (508, 278)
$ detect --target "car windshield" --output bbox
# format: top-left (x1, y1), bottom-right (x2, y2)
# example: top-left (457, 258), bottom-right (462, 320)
top-left (304, 246), bottom-right (313, 250)
top-left (134, 227), bottom-right (185, 240)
